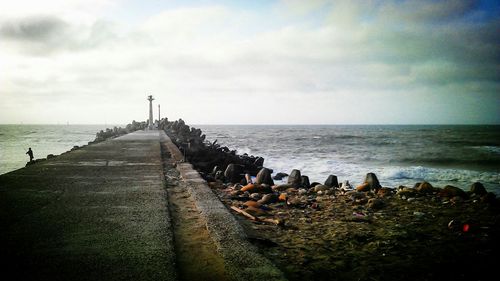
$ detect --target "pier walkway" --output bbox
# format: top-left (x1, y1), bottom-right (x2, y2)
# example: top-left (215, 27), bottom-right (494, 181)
top-left (0, 130), bottom-right (284, 281)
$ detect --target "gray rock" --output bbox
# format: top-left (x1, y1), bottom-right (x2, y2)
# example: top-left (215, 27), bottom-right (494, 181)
top-left (273, 172), bottom-right (288, 180)
top-left (301, 176), bottom-right (311, 189)
top-left (470, 182), bottom-right (487, 196)
top-left (255, 168), bottom-right (274, 185)
top-left (224, 163), bottom-right (244, 183)
top-left (287, 169), bottom-right (302, 187)
top-left (324, 175), bottom-right (339, 188)
top-left (364, 173), bottom-right (382, 191)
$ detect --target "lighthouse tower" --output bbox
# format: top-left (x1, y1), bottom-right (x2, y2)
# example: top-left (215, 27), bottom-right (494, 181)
top-left (147, 95), bottom-right (154, 130)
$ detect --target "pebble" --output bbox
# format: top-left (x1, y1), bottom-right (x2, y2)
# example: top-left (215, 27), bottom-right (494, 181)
top-left (413, 211), bottom-right (425, 217)
top-left (249, 193), bottom-right (262, 201)
top-left (407, 197), bottom-right (416, 202)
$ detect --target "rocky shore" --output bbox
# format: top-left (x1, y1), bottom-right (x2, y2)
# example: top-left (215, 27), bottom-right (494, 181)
top-left (162, 118), bottom-right (500, 281)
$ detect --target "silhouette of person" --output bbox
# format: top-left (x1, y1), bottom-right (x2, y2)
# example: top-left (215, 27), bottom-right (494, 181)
top-left (26, 147), bottom-right (34, 162)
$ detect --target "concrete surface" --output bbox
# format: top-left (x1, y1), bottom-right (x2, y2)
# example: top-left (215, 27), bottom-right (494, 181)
top-left (161, 131), bottom-right (286, 281)
top-left (0, 130), bottom-right (176, 281)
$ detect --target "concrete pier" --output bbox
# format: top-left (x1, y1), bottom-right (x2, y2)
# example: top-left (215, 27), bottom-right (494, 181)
top-left (0, 130), bottom-right (284, 281)
top-left (0, 130), bottom-right (176, 281)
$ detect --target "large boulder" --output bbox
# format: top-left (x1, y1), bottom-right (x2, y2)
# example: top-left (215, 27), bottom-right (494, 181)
top-left (255, 168), bottom-right (274, 185)
top-left (301, 176), bottom-right (311, 189)
top-left (365, 173), bottom-right (382, 191)
top-left (253, 157), bottom-right (265, 167)
top-left (416, 181), bottom-right (434, 193)
top-left (287, 169), bottom-right (302, 187)
top-left (324, 175), bottom-right (339, 188)
top-left (439, 185), bottom-right (468, 199)
top-left (273, 172), bottom-right (288, 180)
top-left (470, 182), bottom-right (487, 196)
top-left (224, 164), bottom-right (245, 183)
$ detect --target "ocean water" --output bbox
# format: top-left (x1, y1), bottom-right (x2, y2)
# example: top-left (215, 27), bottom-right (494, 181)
top-left (0, 125), bottom-right (111, 175)
top-left (1, 124), bottom-right (499, 195)
top-left (197, 125), bottom-right (500, 194)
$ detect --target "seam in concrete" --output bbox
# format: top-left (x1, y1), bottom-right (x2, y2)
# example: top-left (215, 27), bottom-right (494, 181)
top-left (160, 131), bottom-right (287, 281)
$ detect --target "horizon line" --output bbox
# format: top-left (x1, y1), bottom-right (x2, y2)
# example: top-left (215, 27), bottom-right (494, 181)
top-left (1, 123), bottom-right (500, 126)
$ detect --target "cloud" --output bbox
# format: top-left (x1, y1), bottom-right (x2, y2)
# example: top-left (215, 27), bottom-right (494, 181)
top-left (0, 0), bottom-right (499, 124)
top-left (0, 15), bottom-right (118, 55)
top-left (0, 15), bottom-right (68, 41)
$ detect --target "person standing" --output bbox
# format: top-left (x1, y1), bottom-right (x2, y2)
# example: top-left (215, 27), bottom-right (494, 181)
top-left (26, 147), bottom-right (34, 162)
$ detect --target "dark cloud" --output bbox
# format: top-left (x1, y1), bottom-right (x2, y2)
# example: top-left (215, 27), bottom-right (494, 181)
top-left (0, 15), bottom-right (117, 55)
top-left (0, 15), bottom-right (68, 41)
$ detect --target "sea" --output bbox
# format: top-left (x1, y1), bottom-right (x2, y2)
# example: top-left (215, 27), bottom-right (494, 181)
top-left (0, 125), bottom-right (111, 175)
top-left (196, 125), bottom-right (500, 195)
top-left (1, 124), bottom-right (499, 194)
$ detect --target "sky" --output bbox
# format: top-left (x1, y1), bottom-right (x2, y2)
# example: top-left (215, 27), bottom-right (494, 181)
top-left (0, 0), bottom-right (499, 125)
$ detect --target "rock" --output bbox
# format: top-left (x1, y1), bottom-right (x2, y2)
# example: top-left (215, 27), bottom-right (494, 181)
top-left (273, 172), bottom-right (288, 180)
top-left (301, 176), bottom-right (311, 189)
top-left (480, 192), bottom-right (497, 204)
top-left (253, 157), bottom-right (265, 167)
top-left (287, 196), bottom-right (303, 207)
top-left (249, 193), bottom-right (262, 201)
top-left (397, 188), bottom-right (417, 198)
top-left (259, 184), bottom-right (273, 194)
top-left (273, 184), bottom-right (293, 192)
top-left (255, 168), bottom-right (274, 185)
top-left (470, 182), bottom-right (487, 196)
top-left (298, 188), bottom-right (307, 195)
top-left (310, 182), bottom-right (321, 187)
top-left (230, 190), bottom-right (241, 197)
top-left (47, 154), bottom-right (55, 159)
top-left (258, 193), bottom-right (278, 204)
top-left (346, 191), bottom-right (366, 201)
top-left (340, 180), bottom-right (353, 190)
top-left (356, 183), bottom-right (370, 192)
top-left (211, 166), bottom-right (219, 176)
top-left (377, 187), bottom-right (394, 197)
top-left (224, 164), bottom-right (245, 183)
top-left (244, 200), bottom-right (262, 208)
top-left (324, 175), bottom-right (339, 188)
top-left (313, 185), bottom-right (329, 192)
top-left (245, 206), bottom-right (266, 217)
top-left (364, 173), bottom-right (382, 191)
top-left (416, 181), bottom-right (434, 193)
top-left (439, 185), bottom-right (468, 199)
top-left (286, 187), bottom-right (298, 193)
top-left (287, 169), bottom-right (302, 187)
top-left (215, 170), bottom-right (224, 180)
top-left (367, 198), bottom-right (385, 210)
top-left (324, 189), bottom-right (335, 195)
top-left (413, 211), bottom-right (425, 217)
top-left (241, 183), bottom-right (266, 193)
top-left (278, 193), bottom-right (287, 201)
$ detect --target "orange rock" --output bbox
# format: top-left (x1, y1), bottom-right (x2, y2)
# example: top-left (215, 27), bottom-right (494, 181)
top-left (243, 200), bottom-right (261, 208)
top-left (245, 206), bottom-right (266, 217)
top-left (241, 183), bottom-right (257, 192)
top-left (377, 187), bottom-right (393, 197)
top-left (356, 183), bottom-right (370, 192)
top-left (278, 193), bottom-right (287, 201)
top-left (416, 181), bottom-right (434, 193)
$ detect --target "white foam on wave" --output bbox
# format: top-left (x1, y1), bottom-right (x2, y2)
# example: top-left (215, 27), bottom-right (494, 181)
top-left (266, 156), bottom-right (500, 194)
top-left (473, 146), bottom-right (500, 154)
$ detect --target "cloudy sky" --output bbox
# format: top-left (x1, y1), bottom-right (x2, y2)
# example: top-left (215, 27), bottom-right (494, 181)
top-left (0, 0), bottom-right (499, 125)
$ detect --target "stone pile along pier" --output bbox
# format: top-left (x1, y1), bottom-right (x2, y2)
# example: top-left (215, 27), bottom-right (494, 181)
top-left (0, 129), bottom-right (285, 281)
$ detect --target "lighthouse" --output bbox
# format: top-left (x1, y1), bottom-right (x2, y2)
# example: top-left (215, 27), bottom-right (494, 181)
top-left (147, 95), bottom-right (154, 130)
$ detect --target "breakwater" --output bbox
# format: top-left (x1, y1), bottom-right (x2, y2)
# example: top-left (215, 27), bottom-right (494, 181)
top-left (161, 118), bottom-right (500, 281)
